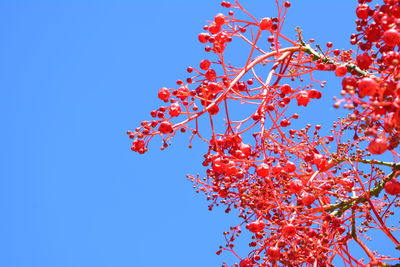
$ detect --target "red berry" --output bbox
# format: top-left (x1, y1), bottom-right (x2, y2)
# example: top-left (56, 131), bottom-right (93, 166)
top-left (368, 138), bottom-right (388, 155)
top-left (239, 143), bottom-right (252, 156)
top-left (313, 153), bottom-right (327, 170)
top-left (239, 258), bottom-right (252, 267)
top-left (307, 89), bottom-right (322, 99)
top-left (246, 221), bottom-right (265, 233)
top-left (168, 103), bottom-right (181, 117)
top-left (259, 18), bottom-right (272, 30)
top-left (267, 247), bottom-right (280, 260)
top-left (284, 161), bottom-right (296, 173)
top-left (383, 29), bottom-right (400, 47)
top-left (198, 33), bottom-right (210, 43)
top-left (342, 76), bottom-right (357, 91)
top-left (208, 22), bottom-right (221, 34)
top-left (176, 86), bottom-right (190, 101)
top-left (300, 192), bottom-right (315, 206)
top-left (256, 163), bottom-right (269, 177)
top-left (158, 87), bottom-right (170, 102)
top-left (199, 59), bottom-right (211, 70)
top-left (282, 223), bottom-right (296, 237)
top-left (356, 4), bottom-right (370, 19)
top-left (281, 84), bottom-right (292, 94)
top-left (214, 13), bottom-right (225, 25)
top-left (158, 121), bottom-right (173, 134)
top-left (208, 104), bottom-right (219, 115)
top-left (296, 91), bottom-right (310, 106)
top-left (356, 53), bottom-right (372, 70)
top-left (358, 77), bottom-right (378, 98)
top-left (205, 69), bottom-right (217, 80)
top-left (288, 179), bottom-right (303, 194)
top-left (335, 65), bottom-right (347, 77)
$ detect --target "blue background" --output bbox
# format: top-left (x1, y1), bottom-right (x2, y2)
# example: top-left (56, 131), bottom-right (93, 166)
top-left (0, 1), bottom-right (381, 266)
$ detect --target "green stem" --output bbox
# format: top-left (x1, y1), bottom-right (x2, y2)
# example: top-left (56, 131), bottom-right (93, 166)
top-left (296, 27), bottom-right (368, 77)
top-left (328, 166), bottom-right (400, 217)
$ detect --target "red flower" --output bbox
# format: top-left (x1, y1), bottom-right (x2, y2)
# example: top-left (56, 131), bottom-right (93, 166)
top-left (259, 18), bottom-right (272, 30)
top-left (158, 121), bottom-right (173, 134)
top-left (368, 138), bottom-right (388, 155)
top-left (383, 29), bottom-right (400, 47)
top-left (385, 179), bottom-right (400, 195)
top-left (256, 163), bottom-right (269, 177)
top-left (296, 91), bottom-right (310, 106)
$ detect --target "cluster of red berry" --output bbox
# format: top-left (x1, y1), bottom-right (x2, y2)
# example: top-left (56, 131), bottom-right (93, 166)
top-left (340, 0), bottom-right (400, 156)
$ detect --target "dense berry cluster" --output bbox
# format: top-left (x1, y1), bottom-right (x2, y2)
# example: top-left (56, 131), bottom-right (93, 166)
top-left (340, 0), bottom-right (400, 154)
top-left (128, 1), bottom-right (400, 266)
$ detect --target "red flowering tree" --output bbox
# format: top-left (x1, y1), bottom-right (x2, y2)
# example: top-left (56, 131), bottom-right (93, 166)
top-left (128, 1), bottom-right (400, 266)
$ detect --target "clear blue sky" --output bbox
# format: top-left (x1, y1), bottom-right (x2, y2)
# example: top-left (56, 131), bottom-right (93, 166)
top-left (1, 1), bottom-right (384, 267)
